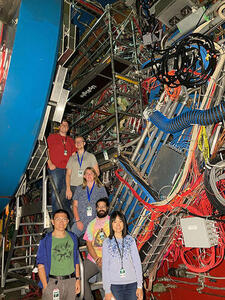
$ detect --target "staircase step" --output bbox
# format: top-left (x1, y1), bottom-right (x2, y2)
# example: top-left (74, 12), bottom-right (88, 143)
top-left (3, 285), bottom-right (30, 294)
top-left (20, 222), bottom-right (44, 226)
top-left (11, 255), bottom-right (36, 260)
top-left (5, 276), bottom-right (30, 283)
top-left (17, 233), bottom-right (42, 238)
top-left (8, 265), bottom-right (34, 272)
top-left (14, 244), bottom-right (39, 249)
top-left (21, 201), bottom-right (43, 216)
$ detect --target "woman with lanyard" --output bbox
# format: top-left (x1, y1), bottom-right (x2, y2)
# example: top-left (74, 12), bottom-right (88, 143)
top-left (102, 211), bottom-right (143, 300)
top-left (71, 167), bottom-right (108, 239)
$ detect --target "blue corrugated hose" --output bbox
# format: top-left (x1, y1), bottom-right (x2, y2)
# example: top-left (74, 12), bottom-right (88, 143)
top-left (148, 102), bottom-right (225, 133)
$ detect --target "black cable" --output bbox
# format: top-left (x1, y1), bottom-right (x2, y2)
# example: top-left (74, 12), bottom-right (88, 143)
top-left (204, 164), bottom-right (225, 214)
top-left (194, 5), bottom-right (210, 31)
top-left (143, 33), bottom-right (217, 88)
top-left (181, 207), bottom-right (225, 223)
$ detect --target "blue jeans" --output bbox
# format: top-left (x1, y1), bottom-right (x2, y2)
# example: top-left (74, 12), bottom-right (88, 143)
top-left (111, 282), bottom-right (137, 300)
top-left (48, 168), bottom-right (66, 213)
top-left (71, 221), bottom-right (84, 238)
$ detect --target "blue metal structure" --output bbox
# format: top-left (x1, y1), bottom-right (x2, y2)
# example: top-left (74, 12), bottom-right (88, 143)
top-left (0, 0), bottom-right (63, 211)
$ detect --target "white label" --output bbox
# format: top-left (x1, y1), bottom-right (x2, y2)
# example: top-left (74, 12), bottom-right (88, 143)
top-left (187, 225), bottom-right (198, 230)
top-left (103, 150), bottom-right (109, 160)
top-left (78, 169), bottom-right (83, 177)
top-left (87, 206), bottom-right (92, 217)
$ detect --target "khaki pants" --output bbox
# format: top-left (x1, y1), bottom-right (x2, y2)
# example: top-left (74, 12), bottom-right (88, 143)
top-left (42, 277), bottom-right (76, 300)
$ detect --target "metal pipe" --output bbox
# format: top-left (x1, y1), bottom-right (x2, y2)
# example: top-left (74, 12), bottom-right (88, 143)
top-left (127, 95), bottom-right (188, 221)
top-left (211, 122), bottom-right (222, 155)
top-left (141, 101), bottom-right (178, 174)
top-left (110, 6), bottom-right (130, 18)
top-left (69, 37), bottom-right (111, 86)
top-left (107, 4), bottom-right (120, 149)
top-left (69, 27), bottom-right (108, 73)
top-left (70, 96), bottom-right (111, 128)
top-left (1, 236), bottom-right (5, 290)
top-left (131, 18), bottom-right (143, 124)
top-left (110, 122), bottom-right (152, 211)
top-left (68, 10), bottom-right (108, 71)
top-left (118, 111), bottom-right (141, 118)
top-left (42, 167), bottom-right (48, 228)
top-left (138, 97), bottom-right (168, 167)
top-left (2, 229), bottom-right (19, 289)
top-left (167, 47), bottom-right (225, 202)
top-left (77, 251), bottom-right (84, 300)
top-left (90, 100), bottom-right (138, 149)
top-left (120, 99), bottom-right (176, 215)
top-left (82, 115), bottom-right (115, 137)
top-left (48, 176), bottom-right (63, 210)
top-left (114, 98), bottom-right (172, 212)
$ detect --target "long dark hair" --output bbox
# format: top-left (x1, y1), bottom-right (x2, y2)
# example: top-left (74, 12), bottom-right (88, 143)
top-left (109, 211), bottom-right (128, 239)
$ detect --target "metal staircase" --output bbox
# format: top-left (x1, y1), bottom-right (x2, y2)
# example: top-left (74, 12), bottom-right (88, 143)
top-left (0, 170), bottom-right (51, 298)
top-left (27, 138), bottom-right (48, 181)
top-left (0, 158), bottom-right (76, 298)
top-left (0, 1), bottom-right (76, 297)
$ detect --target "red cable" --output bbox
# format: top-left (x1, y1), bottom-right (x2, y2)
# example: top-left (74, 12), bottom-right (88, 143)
top-left (75, 0), bottom-right (103, 15)
top-left (115, 160), bottom-right (224, 273)
top-left (0, 24), bottom-right (4, 45)
top-left (132, 16), bottom-right (142, 36)
top-left (0, 45), bottom-right (6, 83)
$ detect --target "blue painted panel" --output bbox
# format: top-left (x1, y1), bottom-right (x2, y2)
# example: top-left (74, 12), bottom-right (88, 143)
top-left (0, 0), bottom-right (63, 211)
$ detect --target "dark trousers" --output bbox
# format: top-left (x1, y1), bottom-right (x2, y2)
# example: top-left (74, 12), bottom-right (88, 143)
top-left (48, 169), bottom-right (74, 223)
top-left (60, 185), bottom-right (76, 225)
top-left (84, 259), bottom-right (102, 300)
top-left (48, 168), bottom-right (66, 213)
top-left (111, 282), bottom-right (137, 300)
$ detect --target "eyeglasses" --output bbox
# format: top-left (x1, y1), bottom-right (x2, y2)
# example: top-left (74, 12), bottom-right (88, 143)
top-left (75, 141), bottom-right (84, 144)
top-left (54, 218), bottom-right (69, 222)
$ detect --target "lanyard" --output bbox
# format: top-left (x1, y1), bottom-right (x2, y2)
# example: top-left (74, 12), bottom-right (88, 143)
top-left (77, 151), bottom-right (85, 168)
top-left (114, 236), bottom-right (124, 269)
top-left (61, 136), bottom-right (67, 150)
top-left (87, 182), bottom-right (95, 202)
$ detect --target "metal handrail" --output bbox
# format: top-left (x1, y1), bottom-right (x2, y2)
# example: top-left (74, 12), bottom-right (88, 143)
top-left (48, 175), bottom-right (63, 210)
top-left (77, 251), bottom-right (84, 300)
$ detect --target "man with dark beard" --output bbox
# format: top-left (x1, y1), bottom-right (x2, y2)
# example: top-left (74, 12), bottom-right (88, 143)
top-left (83, 198), bottom-right (110, 299)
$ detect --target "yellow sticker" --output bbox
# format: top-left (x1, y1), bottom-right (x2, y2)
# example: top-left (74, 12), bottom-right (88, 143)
top-left (198, 126), bottom-right (209, 162)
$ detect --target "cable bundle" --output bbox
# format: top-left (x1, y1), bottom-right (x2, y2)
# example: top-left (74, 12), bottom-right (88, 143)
top-left (179, 221), bottom-right (225, 273)
top-left (144, 33), bottom-right (217, 88)
top-left (115, 158), bottom-right (225, 272)
top-left (205, 160), bottom-right (225, 213)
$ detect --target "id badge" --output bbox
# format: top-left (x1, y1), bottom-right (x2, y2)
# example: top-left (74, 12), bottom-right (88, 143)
top-left (78, 169), bottom-right (83, 177)
top-left (64, 150), bottom-right (68, 156)
top-left (99, 231), bottom-right (105, 240)
top-left (120, 268), bottom-right (126, 278)
top-left (87, 206), bottom-right (92, 216)
top-left (53, 288), bottom-right (60, 300)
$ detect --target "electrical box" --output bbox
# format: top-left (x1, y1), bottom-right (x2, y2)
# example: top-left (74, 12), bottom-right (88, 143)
top-left (150, 0), bottom-right (199, 28)
top-left (180, 217), bottom-right (219, 248)
top-left (148, 145), bottom-right (185, 200)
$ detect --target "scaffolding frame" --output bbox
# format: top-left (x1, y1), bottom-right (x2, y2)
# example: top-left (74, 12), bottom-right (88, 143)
top-left (67, 4), bottom-right (144, 154)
